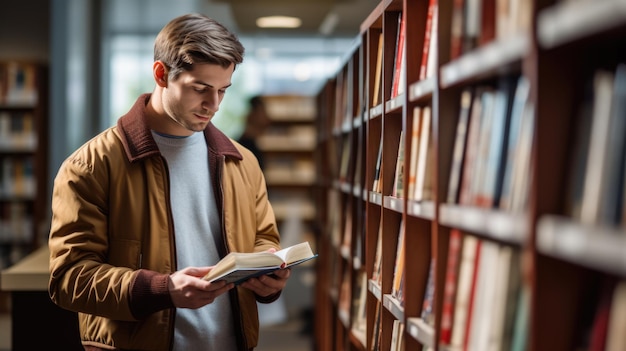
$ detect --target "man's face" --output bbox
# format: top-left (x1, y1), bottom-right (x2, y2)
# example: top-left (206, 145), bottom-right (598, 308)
top-left (161, 62), bottom-right (234, 136)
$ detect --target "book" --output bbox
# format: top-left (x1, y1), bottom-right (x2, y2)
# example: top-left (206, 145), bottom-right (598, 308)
top-left (449, 235), bottom-right (480, 348)
top-left (440, 229), bottom-right (463, 344)
top-left (420, 258), bottom-right (436, 326)
top-left (414, 106), bottom-right (432, 201)
top-left (419, 0), bottom-right (437, 80)
top-left (372, 32), bottom-right (384, 107)
top-left (606, 281), bottom-right (626, 351)
top-left (391, 12), bottom-right (405, 98)
top-left (202, 241), bottom-right (318, 284)
top-left (391, 220), bottom-right (406, 304)
top-left (407, 106), bottom-right (423, 200)
top-left (392, 131), bottom-right (406, 197)
top-left (580, 69), bottom-right (615, 224)
top-left (447, 88), bottom-right (474, 204)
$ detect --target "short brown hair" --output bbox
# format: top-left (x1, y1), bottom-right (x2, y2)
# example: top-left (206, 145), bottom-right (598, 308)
top-left (154, 13), bottom-right (245, 80)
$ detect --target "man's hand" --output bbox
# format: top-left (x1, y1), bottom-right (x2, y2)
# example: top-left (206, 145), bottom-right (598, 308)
top-left (240, 268), bottom-right (291, 297)
top-left (168, 267), bottom-right (234, 309)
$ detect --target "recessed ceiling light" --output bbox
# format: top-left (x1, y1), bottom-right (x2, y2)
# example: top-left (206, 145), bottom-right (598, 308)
top-left (256, 16), bottom-right (302, 29)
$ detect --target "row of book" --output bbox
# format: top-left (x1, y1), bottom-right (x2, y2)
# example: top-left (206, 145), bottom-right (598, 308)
top-left (0, 61), bottom-right (39, 106)
top-left (0, 202), bottom-right (33, 245)
top-left (372, 104), bottom-right (435, 203)
top-left (0, 111), bottom-right (36, 150)
top-left (439, 230), bottom-right (527, 351)
top-left (450, 0), bottom-right (531, 60)
top-left (0, 157), bottom-right (36, 198)
top-left (566, 63), bottom-right (626, 227)
top-left (447, 75), bottom-right (534, 212)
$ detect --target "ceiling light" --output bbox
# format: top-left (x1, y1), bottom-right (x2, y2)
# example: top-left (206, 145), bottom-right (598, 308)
top-left (256, 16), bottom-right (302, 29)
top-left (319, 12), bottom-right (339, 35)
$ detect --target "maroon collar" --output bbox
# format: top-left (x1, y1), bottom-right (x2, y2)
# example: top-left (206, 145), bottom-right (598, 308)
top-left (117, 93), bottom-right (242, 163)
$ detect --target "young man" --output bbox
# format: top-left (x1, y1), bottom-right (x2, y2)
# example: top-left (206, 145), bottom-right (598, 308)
top-left (48, 13), bottom-right (290, 350)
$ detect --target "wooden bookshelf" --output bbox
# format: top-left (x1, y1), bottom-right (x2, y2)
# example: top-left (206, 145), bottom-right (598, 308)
top-left (314, 0), bottom-right (626, 350)
top-left (0, 61), bottom-right (48, 271)
top-left (0, 61), bottom-right (48, 313)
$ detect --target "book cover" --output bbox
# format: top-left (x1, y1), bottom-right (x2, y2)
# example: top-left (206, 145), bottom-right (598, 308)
top-left (391, 12), bottom-right (405, 98)
top-left (373, 141), bottom-right (383, 192)
top-left (580, 69), bottom-right (615, 224)
top-left (391, 220), bottom-right (406, 304)
top-left (407, 106), bottom-right (423, 200)
top-left (598, 64), bottom-right (626, 225)
top-left (447, 88), bottom-right (474, 204)
top-left (203, 241), bottom-right (318, 284)
top-left (420, 258), bottom-right (437, 326)
top-left (419, 0), bottom-right (437, 80)
top-left (414, 106), bottom-right (432, 201)
top-left (392, 131), bottom-right (406, 197)
top-left (606, 281), bottom-right (626, 351)
top-left (372, 32), bottom-right (384, 107)
top-left (450, 0), bottom-right (466, 59)
top-left (499, 76), bottom-right (531, 210)
top-left (449, 235), bottom-right (480, 348)
top-left (440, 228), bottom-right (464, 344)
top-left (459, 89), bottom-right (484, 205)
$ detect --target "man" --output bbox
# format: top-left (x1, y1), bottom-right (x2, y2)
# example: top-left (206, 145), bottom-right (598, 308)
top-left (237, 95), bottom-right (271, 170)
top-left (48, 13), bottom-right (290, 350)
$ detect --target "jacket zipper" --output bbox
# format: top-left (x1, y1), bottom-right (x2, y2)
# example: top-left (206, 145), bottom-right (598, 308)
top-left (217, 154), bottom-right (248, 351)
top-left (161, 155), bottom-right (177, 351)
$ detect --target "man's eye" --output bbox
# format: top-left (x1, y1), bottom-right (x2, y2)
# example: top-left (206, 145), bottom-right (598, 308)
top-left (194, 87), bottom-right (207, 93)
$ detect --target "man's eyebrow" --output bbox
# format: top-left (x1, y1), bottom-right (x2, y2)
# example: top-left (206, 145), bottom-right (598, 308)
top-left (194, 80), bottom-right (232, 89)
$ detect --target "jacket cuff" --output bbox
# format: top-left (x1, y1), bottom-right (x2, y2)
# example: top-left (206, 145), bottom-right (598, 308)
top-left (256, 290), bottom-right (281, 304)
top-left (129, 269), bottom-right (174, 319)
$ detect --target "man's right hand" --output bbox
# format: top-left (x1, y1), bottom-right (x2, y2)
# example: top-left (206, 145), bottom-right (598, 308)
top-left (168, 267), bottom-right (234, 309)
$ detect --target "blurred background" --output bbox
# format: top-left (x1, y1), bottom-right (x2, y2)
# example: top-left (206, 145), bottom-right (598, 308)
top-left (0, 0), bottom-right (380, 350)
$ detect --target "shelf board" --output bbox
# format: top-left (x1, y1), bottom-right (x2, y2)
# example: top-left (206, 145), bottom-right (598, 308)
top-left (440, 34), bottom-right (529, 88)
top-left (538, 0), bottom-right (626, 49)
top-left (408, 77), bottom-right (435, 102)
top-left (439, 204), bottom-right (528, 245)
top-left (383, 195), bottom-right (404, 213)
top-left (406, 317), bottom-right (435, 348)
top-left (407, 200), bottom-right (435, 220)
top-left (537, 215), bottom-right (626, 276)
top-left (385, 93), bottom-right (405, 112)
top-left (368, 279), bottom-right (382, 300)
top-left (369, 191), bottom-right (383, 205)
top-left (382, 293), bottom-right (404, 321)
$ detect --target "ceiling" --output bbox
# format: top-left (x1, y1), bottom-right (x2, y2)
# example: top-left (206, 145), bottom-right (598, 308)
top-left (209, 0), bottom-right (379, 37)
top-left (106, 0), bottom-right (381, 95)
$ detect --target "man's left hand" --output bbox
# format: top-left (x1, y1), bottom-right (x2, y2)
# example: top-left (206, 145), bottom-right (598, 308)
top-left (240, 268), bottom-right (291, 297)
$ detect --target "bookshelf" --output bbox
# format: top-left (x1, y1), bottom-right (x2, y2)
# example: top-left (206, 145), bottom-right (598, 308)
top-left (0, 61), bottom-right (48, 312)
top-left (252, 94), bottom-right (319, 316)
top-left (314, 0), bottom-right (626, 351)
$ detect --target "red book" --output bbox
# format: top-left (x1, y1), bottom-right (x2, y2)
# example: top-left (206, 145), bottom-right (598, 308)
top-left (479, 0), bottom-right (496, 45)
top-left (463, 238), bottom-right (482, 350)
top-left (419, 0), bottom-right (437, 80)
top-left (440, 229), bottom-right (463, 344)
top-left (589, 280), bottom-right (616, 351)
top-left (391, 12), bottom-right (405, 98)
top-left (450, 0), bottom-right (465, 59)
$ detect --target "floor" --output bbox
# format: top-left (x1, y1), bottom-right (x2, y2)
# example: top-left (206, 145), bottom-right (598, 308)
top-left (0, 312), bottom-right (9, 351)
top-left (256, 311), bottom-right (315, 351)
top-left (0, 308), bottom-right (314, 351)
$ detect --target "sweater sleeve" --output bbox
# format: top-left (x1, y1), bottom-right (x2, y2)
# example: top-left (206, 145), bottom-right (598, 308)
top-left (129, 269), bottom-right (175, 319)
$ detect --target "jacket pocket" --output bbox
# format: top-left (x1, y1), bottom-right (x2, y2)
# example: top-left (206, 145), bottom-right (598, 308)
top-left (108, 238), bottom-right (141, 269)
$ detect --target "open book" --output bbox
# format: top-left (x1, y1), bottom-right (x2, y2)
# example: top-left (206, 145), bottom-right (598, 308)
top-left (202, 241), bottom-right (318, 285)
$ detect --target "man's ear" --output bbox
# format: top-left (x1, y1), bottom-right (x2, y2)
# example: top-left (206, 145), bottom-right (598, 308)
top-left (153, 61), bottom-right (168, 87)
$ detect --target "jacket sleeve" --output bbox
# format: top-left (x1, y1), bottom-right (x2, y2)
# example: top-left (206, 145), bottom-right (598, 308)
top-left (48, 151), bottom-right (173, 321)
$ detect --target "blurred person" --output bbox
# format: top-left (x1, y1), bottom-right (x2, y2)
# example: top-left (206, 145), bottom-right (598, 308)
top-left (48, 13), bottom-right (290, 351)
top-left (237, 95), bottom-right (271, 170)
